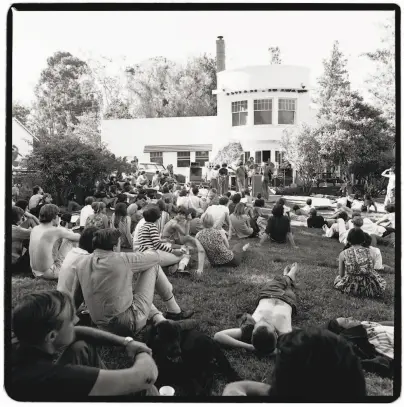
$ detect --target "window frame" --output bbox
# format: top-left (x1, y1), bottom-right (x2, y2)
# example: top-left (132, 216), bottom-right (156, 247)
top-left (150, 151), bottom-right (163, 165)
top-left (195, 151), bottom-right (210, 167)
top-left (177, 151), bottom-right (191, 168)
top-left (231, 100), bottom-right (248, 127)
top-left (278, 98), bottom-right (297, 125)
top-left (253, 99), bottom-right (273, 125)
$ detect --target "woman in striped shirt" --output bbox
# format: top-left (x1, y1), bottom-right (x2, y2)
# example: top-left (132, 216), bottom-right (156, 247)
top-left (138, 205), bottom-right (185, 271)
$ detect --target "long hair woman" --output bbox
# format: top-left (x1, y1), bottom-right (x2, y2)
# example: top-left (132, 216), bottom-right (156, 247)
top-left (111, 202), bottom-right (133, 249)
top-left (85, 202), bottom-right (109, 230)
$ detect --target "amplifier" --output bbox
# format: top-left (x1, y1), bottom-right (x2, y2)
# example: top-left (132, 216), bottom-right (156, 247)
top-left (251, 175), bottom-right (262, 197)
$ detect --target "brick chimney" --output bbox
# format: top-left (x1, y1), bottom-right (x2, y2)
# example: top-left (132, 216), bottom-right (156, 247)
top-left (216, 36), bottom-right (225, 73)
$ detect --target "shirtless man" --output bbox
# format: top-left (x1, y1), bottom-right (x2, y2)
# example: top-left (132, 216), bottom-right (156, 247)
top-left (29, 204), bottom-right (80, 280)
top-left (214, 263), bottom-right (300, 354)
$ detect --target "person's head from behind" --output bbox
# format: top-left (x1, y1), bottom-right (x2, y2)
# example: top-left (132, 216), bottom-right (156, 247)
top-left (59, 213), bottom-right (72, 228)
top-left (12, 206), bottom-right (25, 226)
top-left (115, 202), bottom-right (128, 218)
top-left (117, 194), bottom-right (127, 204)
top-left (385, 204), bottom-right (395, 213)
top-left (277, 198), bottom-right (286, 206)
top-left (84, 196), bottom-right (95, 207)
top-left (352, 215), bottom-right (363, 228)
top-left (244, 189), bottom-right (250, 197)
top-left (202, 213), bottom-right (215, 229)
top-left (92, 201), bottom-right (106, 214)
top-left (225, 192), bottom-right (231, 199)
top-left (79, 227), bottom-right (97, 253)
top-left (306, 198), bottom-right (312, 206)
top-left (157, 199), bottom-right (166, 213)
top-left (269, 327), bottom-right (366, 400)
top-left (15, 200), bottom-right (28, 212)
top-left (251, 323), bottom-right (278, 355)
top-left (143, 205), bottom-right (161, 223)
top-left (257, 193), bottom-right (262, 199)
top-left (338, 211), bottom-right (348, 222)
top-left (292, 204), bottom-right (300, 214)
top-left (13, 290), bottom-right (76, 351)
top-left (232, 193), bottom-right (241, 204)
top-left (222, 163), bottom-right (227, 168)
top-left (219, 196), bottom-right (229, 206)
top-left (163, 186), bottom-right (170, 194)
top-left (188, 207), bottom-right (198, 219)
top-left (124, 184), bottom-right (131, 193)
top-left (347, 228), bottom-right (365, 246)
top-left (272, 204), bottom-right (284, 217)
top-left (39, 204), bottom-right (60, 226)
top-left (179, 189), bottom-right (188, 197)
top-left (234, 202), bottom-right (246, 217)
top-left (93, 228), bottom-right (121, 252)
top-left (309, 208), bottom-right (317, 217)
top-left (254, 198), bottom-right (265, 208)
top-left (390, 165), bottom-right (395, 173)
top-left (33, 185), bottom-right (42, 195)
top-left (192, 187), bottom-right (199, 196)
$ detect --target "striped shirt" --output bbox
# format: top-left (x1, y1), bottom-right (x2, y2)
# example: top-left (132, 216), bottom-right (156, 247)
top-left (138, 222), bottom-right (173, 253)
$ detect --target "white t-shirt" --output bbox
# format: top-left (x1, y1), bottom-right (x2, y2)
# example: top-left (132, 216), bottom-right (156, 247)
top-left (369, 246), bottom-right (383, 270)
top-left (203, 204), bottom-right (229, 229)
top-left (302, 204), bottom-right (313, 213)
top-left (362, 217), bottom-right (386, 237)
top-left (79, 205), bottom-right (94, 227)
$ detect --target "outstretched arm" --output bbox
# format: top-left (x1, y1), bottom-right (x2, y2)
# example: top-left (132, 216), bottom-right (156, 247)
top-left (214, 328), bottom-right (255, 351)
top-left (381, 169), bottom-right (391, 178)
top-left (58, 228), bottom-right (81, 242)
top-left (223, 381), bottom-right (271, 396)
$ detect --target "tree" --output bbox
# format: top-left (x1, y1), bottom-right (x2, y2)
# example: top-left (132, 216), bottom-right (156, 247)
top-left (268, 47), bottom-right (282, 64)
top-left (213, 142), bottom-right (243, 166)
top-left (316, 89), bottom-right (393, 181)
top-left (25, 134), bottom-right (131, 204)
top-left (125, 55), bottom-right (217, 118)
top-left (104, 98), bottom-right (134, 119)
top-left (31, 51), bottom-right (102, 138)
top-left (67, 112), bottom-right (102, 148)
top-left (363, 16), bottom-right (395, 136)
top-left (12, 102), bottom-right (31, 127)
top-left (281, 124), bottom-right (323, 192)
top-left (316, 41), bottom-right (350, 117)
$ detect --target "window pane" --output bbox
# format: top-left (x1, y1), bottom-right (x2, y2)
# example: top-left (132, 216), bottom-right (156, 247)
top-left (254, 111), bottom-right (272, 125)
top-left (278, 110), bottom-right (295, 125)
top-left (177, 159), bottom-right (190, 167)
top-left (150, 156), bottom-right (163, 165)
top-left (232, 113), bottom-right (240, 126)
top-left (239, 112), bottom-right (248, 126)
top-left (177, 152), bottom-right (190, 157)
top-left (195, 151), bottom-right (209, 158)
top-left (255, 151), bottom-right (262, 164)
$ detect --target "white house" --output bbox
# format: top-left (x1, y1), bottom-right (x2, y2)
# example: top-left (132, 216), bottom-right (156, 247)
top-left (101, 37), bottom-right (317, 183)
top-left (12, 118), bottom-right (39, 170)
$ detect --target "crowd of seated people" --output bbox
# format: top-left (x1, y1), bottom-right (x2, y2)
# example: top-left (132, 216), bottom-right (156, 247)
top-left (10, 177), bottom-right (395, 399)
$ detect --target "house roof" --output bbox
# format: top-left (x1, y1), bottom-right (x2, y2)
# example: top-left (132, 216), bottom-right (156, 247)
top-left (144, 144), bottom-right (213, 153)
top-left (12, 118), bottom-right (39, 141)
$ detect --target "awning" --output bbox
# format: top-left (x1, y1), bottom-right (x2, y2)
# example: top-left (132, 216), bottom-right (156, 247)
top-left (144, 144), bottom-right (213, 153)
top-left (239, 139), bottom-right (281, 151)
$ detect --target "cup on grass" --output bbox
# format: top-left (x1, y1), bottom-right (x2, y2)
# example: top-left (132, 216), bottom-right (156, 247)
top-left (159, 386), bottom-right (175, 396)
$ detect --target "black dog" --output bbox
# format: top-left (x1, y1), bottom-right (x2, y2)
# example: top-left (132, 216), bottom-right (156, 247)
top-left (146, 320), bottom-right (241, 395)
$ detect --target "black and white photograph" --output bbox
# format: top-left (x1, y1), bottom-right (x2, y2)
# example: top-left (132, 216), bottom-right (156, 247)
top-left (5, 2), bottom-right (399, 401)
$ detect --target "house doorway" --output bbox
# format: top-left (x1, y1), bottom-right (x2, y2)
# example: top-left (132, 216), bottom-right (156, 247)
top-left (262, 150), bottom-right (271, 163)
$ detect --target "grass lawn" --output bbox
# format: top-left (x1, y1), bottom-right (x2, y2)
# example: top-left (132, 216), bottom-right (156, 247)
top-left (10, 219), bottom-right (395, 396)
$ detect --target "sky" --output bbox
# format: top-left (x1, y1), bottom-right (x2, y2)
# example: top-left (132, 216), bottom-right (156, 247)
top-left (12, 9), bottom-right (394, 105)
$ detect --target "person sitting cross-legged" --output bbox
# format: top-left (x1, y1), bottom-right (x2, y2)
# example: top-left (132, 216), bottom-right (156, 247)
top-left (11, 206), bottom-right (32, 275)
top-left (162, 206), bottom-right (191, 244)
top-left (222, 327), bottom-right (366, 400)
top-left (72, 228), bottom-right (194, 337)
top-left (29, 204), bottom-right (80, 280)
top-left (10, 290), bottom-right (160, 401)
top-left (230, 202), bottom-right (259, 239)
top-left (259, 205), bottom-right (297, 248)
top-left (196, 213), bottom-right (249, 268)
top-left (214, 263), bottom-right (300, 353)
top-left (307, 208), bottom-right (326, 229)
top-left (15, 199), bottom-right (40, 229)
top-left (334, 228), bottom-right (386, 298)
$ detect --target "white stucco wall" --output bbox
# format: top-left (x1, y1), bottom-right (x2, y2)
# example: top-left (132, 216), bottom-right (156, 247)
top-left (12, 119), bottom-right (35, 157)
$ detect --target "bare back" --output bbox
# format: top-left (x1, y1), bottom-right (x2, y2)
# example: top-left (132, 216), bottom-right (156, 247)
top-left (29, 224), bottom-right (79, 272)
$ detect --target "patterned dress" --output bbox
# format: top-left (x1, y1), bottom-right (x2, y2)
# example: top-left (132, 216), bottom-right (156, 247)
top-left (334, 246), bottom-right (386, 298)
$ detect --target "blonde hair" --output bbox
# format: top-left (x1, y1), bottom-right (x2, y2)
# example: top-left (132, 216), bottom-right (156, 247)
top-left (91, 201), bottom-right (106, 214)
top-left (233, 202), bottom-right (246, 217)
top-left (202, 213), bottom-right (215, 228)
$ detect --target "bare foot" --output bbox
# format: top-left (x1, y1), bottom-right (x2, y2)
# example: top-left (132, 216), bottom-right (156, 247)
top-left (242, 243), bottom-right (250, 252)
top-left (283, 265), bottom-right (291, 275)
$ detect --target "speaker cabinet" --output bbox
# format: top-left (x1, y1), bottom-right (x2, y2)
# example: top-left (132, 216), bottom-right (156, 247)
top-left (252, 175), bottom-right (262, 197)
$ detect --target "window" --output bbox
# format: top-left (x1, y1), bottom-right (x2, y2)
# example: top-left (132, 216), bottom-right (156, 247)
top-left (150, 152), bottom-right (163, 165)
top-left (232, 101), bottom-right (248, 126)
top-left (177, 151), bottom-right (190, 167)
top-left (255, 151), bottom-right (262, 164)
top-left (254, 99), bottom-right (272, 125)
top-left (244, 151), bottom-right (250, 162)
top-left (275, 151), bottom-right (281, 164)
top-left (278, 99), bottom-right (296, 125)
top-left (195, 151), bottom-right (209, 167)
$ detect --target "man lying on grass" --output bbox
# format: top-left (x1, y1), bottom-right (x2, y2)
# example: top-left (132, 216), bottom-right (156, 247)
top-left (214, 263), bottom-right (299, 353)
top-left (10, 290), bottom-right (159, 400)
